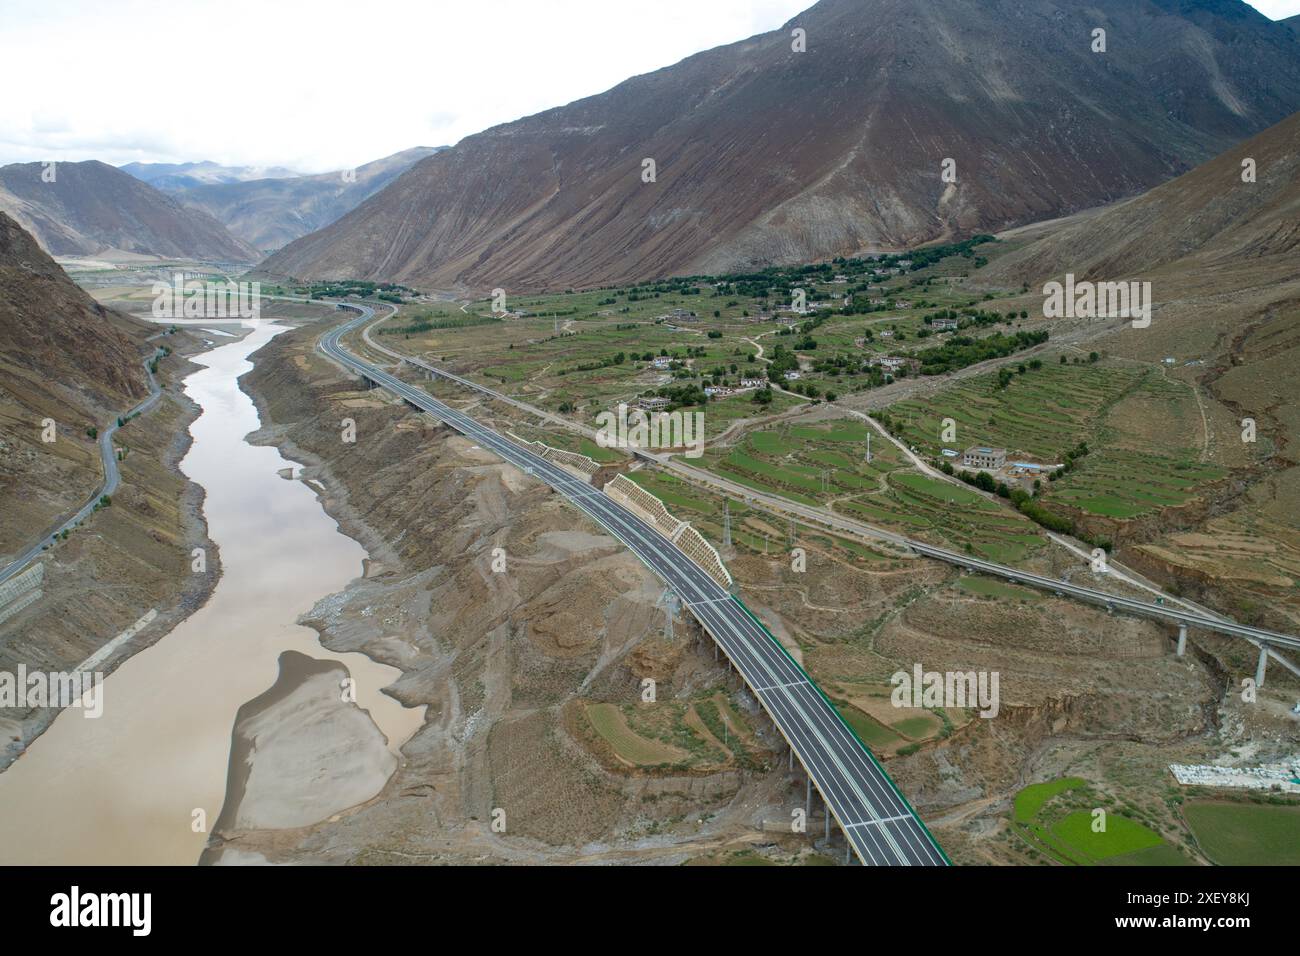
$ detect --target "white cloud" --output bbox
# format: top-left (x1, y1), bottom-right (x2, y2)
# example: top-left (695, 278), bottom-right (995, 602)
top-left (1, 0), bottom-right (1296, 171)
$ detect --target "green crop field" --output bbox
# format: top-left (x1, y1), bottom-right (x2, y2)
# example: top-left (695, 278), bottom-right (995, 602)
top-left (1014, 778), bottom-right (1086, 823)
top-left (1051, 811), bottom-right (1165, 860)
top-left (1010, 777), bottom-right (1175, 865)
top-left (1183, 800), bottom-right (1300, 865)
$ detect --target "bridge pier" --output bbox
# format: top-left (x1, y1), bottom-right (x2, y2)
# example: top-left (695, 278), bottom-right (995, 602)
top-left (1256, 645), bottom-right (1269, 688)
top-left (1177, 623), bottom-right (1187, 657)
top-left (805, 777), bottom-right (811, 816)
top-left (824, 800), bottom-right (830, 842)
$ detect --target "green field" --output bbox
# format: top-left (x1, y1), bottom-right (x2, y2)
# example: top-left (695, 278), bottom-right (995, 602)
top-left (1183, 800), bottom-right (1300, 865)
top-left (1014, 777), bottom-right (1086, 823)
top-left (1012, 777), bottom-right (1176, 865)
top-left (1051, 811), bottom-right (1165, 860)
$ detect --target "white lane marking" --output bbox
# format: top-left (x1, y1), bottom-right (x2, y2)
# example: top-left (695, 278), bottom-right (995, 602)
top-left (846, 813), bottom-right (917, 828)
top-left (753, 679), bottom-right (812, 692)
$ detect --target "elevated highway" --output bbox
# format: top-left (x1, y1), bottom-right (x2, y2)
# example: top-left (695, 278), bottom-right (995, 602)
top-left (323, 304), bottom-right (949, 867)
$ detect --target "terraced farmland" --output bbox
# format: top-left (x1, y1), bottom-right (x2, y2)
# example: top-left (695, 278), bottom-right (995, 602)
top-left (700, 419), bottom-right (1047, 562)
top-left (577, 694), bottom-right (770, 774)
top-left (887, 362), bottom-right (1226, 520)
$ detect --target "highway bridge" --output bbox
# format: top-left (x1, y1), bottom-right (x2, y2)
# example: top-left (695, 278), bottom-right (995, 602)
top-left (321, 304), bottom-right (949, 867)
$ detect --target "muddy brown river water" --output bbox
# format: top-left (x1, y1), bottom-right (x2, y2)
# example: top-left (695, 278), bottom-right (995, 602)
top-left (0, 322), bottom-right (424, 864)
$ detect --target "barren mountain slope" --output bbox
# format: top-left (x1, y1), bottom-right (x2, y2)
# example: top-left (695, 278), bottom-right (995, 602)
top-left (0, 161), bottom-right (259, 262)
top-left (985, 110), bottom-right (1300, 284)
top-left (260, 0), bottom-right (1300, 292)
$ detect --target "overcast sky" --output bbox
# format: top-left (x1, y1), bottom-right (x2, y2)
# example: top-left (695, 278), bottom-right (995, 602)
top-left (2, 0), bottom-right (1298, 173)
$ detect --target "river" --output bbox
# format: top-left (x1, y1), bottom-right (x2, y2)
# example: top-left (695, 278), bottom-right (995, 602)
top-left (0, 322), bottom-right (424, 865)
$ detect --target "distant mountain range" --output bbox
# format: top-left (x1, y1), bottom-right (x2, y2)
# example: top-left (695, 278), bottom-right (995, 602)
top-left (259, 0), bottom-right (1300, 293)
top-left (120, 160), bottom-right (303, 191)
top-left (165, 147), bottom-right (442, 252)
top-left (0, 161), bottom-right (259, 262)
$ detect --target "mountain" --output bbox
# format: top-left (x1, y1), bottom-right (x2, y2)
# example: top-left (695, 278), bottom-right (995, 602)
top-left (0, 211), bottom-right (147, 409)
top-left (120, 160), bottom-right (302, 191)
top-left (172, 147), bottom-right (443, 252)
top-left (260, 0), bottom-right (1300, 293)
top-left (985, 109), bottom-right (1300, 284)
top-left (1285, 14), bottom-right (1300, 36)
top-left (0, 210), bottom-right (151, 560)
top-left (0, 161), bottom-right (259, 262)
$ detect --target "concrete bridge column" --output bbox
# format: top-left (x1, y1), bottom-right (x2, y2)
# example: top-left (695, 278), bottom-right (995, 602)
top-left (1256, 645), bottom-right (1269, 688)
top-left (1177, 623), bottom-right (1187, 657)
top-left (805, 777), bottom-right (811, 816)
top-left (824, 802), bottom-right (830, 842)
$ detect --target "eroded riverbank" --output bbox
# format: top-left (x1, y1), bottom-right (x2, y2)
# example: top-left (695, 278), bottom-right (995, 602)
top-left (0, 322), bottom-right (423, 865)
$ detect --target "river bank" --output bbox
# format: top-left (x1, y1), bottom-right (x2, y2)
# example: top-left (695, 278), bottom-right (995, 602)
top-left (0, 333), bottom-right (222, 772)
top-left (0, 322), bottom-right (424, 864)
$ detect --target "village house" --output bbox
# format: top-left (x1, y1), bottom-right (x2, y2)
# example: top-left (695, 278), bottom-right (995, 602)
top-left (932, 316), bottom-right (959, 330)
top-left (783, 371), bottom-right (802, 381)
top-left (637, 396), bottom-right (672, 411)
top-left (740, 377), bottom-right (767, 389)
top-left (874, 355), bottom-right (917, 374)
top-left (962, 446), bottom-right (1007, 470)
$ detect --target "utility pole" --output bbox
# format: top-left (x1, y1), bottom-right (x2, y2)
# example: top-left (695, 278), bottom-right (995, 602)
top-left (722, 500), bottom-right (732, 548)
top-left (866, 431), bottom-right (872, 463)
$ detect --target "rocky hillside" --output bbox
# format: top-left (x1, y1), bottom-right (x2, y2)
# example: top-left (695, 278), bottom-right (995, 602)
top-left (986, 109), bottom-right (1300, 284)
top-left (260, 0), bottom-right (1300, 292)
top-left (0, 160), bottom-right (259, 262)
top-left (173, 147), bottom-right (442, 252)
top-left (0, 211), bottom-right (147, 413)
